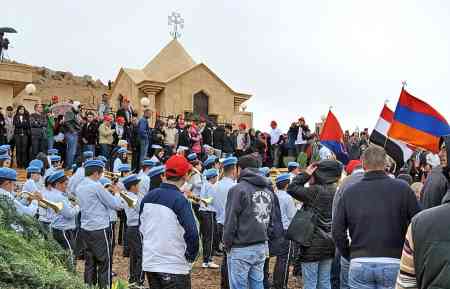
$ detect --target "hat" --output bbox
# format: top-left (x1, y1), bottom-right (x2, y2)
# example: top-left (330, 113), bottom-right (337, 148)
top-left (116, 116), bottom-right (125, 125)
top-left (314, 160), bottom-right (343, 185)
top-left (142, 159), bottom-right (157, 167)
top-left (275, 173), bottom-right (290, 184)
top-left (117, 147), bottom-right (128, 155)
top-left (148, 165), bottom-right (166, 178)
top-left (239, 123), bottom-right (247, 130)
top-left (84, 159), bottom-right (105, 169)
top-left (204, 168), bottom-right (218, 180)
top-left (222, 156), bottom-right (238, 168)
top-left (0, 144), bottom-right (11, 151)
top-left (0, 167), bottom-right (17, 181)
top-left (118, 164), bottom-right (131, 172)
top-left (204, 155), bottom-right (218, 167)
top-left (99, 177), bottom-right (112, 187)
top-left (345, 160), bottom-right (362, 175)
top-left (187, 153), bottom-right (198, 162)
top-left (47, 148), bottom-right (58, 155)
top-left (26, 166), bottom-right (41, 174)
top-left (122, 174), bottom-right (140, 187)
top-left (48, 170), bottom-right (66, 184)
top-left (83, 151), bottom-right (94, 159)
top-left (165, 155), bottom-right (192, 177)
top-left (287, 162), bottom-right (299, 169)
top-left (152, 144), bottom-right (163, 149)
top-left (0, 154), bottom-right (11, 161)
top-left (29, 159), bottom-right (44, 170)
top-left (96, 156), bottom-right (108, 163)
top-left (103, 115), bottom-right (112, 122)
top-left (258, 167), bottom-right (270, 177)
top-left (49, 155), bottom-right (61, 162)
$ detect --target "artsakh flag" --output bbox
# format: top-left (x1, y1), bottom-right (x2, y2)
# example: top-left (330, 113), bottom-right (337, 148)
top-left (370, 105), bottom-right (414, 168)
top-left (388, 89), bottom-right (450, 153)
top-left (320, 110), bottom-right (349, 164)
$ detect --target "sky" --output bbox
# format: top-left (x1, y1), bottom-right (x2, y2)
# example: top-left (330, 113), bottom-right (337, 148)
top-left (4, 0), bottom-right (450, 132)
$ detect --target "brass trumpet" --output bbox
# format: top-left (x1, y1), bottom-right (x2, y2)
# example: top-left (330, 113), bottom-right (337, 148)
top-left (186, 194), bottom-right (212, 206)
top-left (20, 191), bottom-right (64, 213)
top-left (104, 171), bottom-right (120, 183)
top-left (119, 191), bottom-right (137, 208)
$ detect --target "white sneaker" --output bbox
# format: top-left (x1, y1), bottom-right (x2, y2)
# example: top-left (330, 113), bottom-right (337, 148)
top-left (207, 262), bottom-right (220, 269)
top-left (202, 262), bottom-right (209, 268)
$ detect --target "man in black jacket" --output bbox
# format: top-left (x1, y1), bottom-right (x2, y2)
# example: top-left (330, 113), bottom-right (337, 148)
top-left (420, 136), bottom-right (449, 209)
top-left (332, 145), bottom-right (420, 289)
top-left (80, 112), bottom-right (98, 153)
top-left (29, 104), bottom-right (48, 159)
top-left (223, 155), bottom-right (276, 289)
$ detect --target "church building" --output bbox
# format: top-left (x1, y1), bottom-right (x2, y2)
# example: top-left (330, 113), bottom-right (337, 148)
top-left (110, 39), bottom-right (253, 127)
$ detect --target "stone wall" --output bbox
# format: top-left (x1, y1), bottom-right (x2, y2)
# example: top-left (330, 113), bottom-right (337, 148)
top-left (15, 66), bottom-right (107, 112)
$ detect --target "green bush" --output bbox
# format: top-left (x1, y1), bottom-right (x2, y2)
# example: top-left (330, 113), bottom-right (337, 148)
top-left (0, 195), bottom-right (92, 289)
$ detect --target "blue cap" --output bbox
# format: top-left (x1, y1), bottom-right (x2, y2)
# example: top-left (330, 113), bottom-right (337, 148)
top-left (0, 154), bottom-right (11, 161)
top-left (118, 164), bottom-right (131, 172)
top-left (83, 151), bottom-right (94, 159)
top-left (187, 153), bottom-right (197, 161)
top-left (204, 168), bottom-right (218, 179)
top-left (288, 162), bottom-right (300, 169)
top-left (275, 173), bottom-right (291, 184)
top-left (0, 167), bottom-right (17, 181)
top-left (222, 156), bottom-right (238, 167)
top-left (122, 174), bottom-right (140, 187)
top-left (117, 147), bottom-right (128, 154)
top-left (142, 159), bottom-right (157, 167)
top-left (148, 165), bottom-right (166, 178)
top-left (204, 155), bottom-right (218, 167)
top-left (26, 166), bottom-right (41, 174)
top-left (84, 159), bottom-right (105, 169)
top-left (0, 145), bottom-right (10, 154)
top-left (47, 148), bottom-right (58, 155)
top-left (152, 144), bottom-right (163, 149)
top-left (259, 167), bottom-right (270, 177)
top-left (96, 156), bottom-right (108, 163)
top-left (48, 170), bottom-right (66, 184)
top-left (49, 155), bottom-right (61, 162)
top-left (29, 159), bottom-right (44, 169)
top-left (99, 177), bottom-right (112, 187)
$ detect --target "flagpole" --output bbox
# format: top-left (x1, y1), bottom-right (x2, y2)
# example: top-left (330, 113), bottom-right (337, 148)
top-left (383, 99), bottom-right (389, 148)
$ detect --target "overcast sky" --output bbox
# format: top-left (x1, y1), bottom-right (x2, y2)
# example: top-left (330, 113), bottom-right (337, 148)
top-left (4, 0), bottom-right (450, 131)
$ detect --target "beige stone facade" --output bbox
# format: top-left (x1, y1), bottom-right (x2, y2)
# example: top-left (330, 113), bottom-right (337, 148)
top-left (111, 39), bottom-right (253, 127)
top-left (0, 63), bottom-right (33, 109)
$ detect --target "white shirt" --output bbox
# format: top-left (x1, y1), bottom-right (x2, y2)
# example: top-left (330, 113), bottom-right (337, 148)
top-left (113, 158), bottom-right (123, 173)
top-left (270, 128), bottom-right (282, 145)
top-left (295, 127), bottom-right (306, 145)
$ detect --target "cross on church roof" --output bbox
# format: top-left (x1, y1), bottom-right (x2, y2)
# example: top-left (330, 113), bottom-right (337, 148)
top-left (168, 12), bottom-right (184, 39)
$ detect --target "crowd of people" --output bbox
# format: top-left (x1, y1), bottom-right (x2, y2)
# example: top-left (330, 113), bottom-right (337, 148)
top-left (0, 97), bottom-right (449, 289)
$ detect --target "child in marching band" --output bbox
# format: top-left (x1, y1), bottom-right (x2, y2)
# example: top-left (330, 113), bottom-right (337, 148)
top-left (113, 148), bottom-right (128, 173)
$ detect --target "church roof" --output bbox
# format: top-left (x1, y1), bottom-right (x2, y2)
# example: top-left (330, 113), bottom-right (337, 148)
top-left (142, 39), bottom-right (196, 82)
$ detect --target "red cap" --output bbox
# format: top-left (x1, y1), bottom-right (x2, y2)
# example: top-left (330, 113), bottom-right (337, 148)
top-left (103, 115), bottom-right (112, 122)
top-left (116, 116), bottom-right (125, 125)
top-left (165, 155), bottom-right (192, 177)
top-left (346, 160), bottom-right (362, 175)
top-left (52, 95), bottom-right (59, 101)
top-left (239, 123), bottom-right (247, 130)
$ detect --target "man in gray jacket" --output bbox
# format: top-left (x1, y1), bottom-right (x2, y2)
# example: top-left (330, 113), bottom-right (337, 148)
top-left (223, 155), bottom-right (275, 289)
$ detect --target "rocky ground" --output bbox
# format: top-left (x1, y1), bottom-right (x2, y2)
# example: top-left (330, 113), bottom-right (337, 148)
top-left (77, 245), bottom-right (303, 288)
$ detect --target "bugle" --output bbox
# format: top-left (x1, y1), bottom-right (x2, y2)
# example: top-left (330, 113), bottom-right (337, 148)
top-left (19, 191), bottom-right (64, 213)
top-left (119, 191), bottom-right (137, 208)
top-left (104, 171), bottom-right (120, 183)
top-left (186, 194), bottom-right (212, 206)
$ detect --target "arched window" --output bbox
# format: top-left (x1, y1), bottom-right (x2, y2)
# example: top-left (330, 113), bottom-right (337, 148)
top-left (193, 91), bottom-right (209, 118)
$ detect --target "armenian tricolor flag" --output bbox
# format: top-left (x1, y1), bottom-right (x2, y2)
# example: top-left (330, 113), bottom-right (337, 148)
top-left (388, 88), bottom-right (450, 153)
top-left (320, 110), bottom-right (349, 164)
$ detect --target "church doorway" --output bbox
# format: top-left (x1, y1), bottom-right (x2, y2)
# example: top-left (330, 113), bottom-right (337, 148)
top-left (193, 91), bottom-right (209, 118)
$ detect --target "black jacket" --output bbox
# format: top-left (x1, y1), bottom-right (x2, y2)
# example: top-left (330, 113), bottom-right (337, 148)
top-left (287, 173), bottom-right (336, 262)
top-left (411, 191), bottom-right (450, 289)
top-left (223, 168), bottom-right (276, 250)
top-left (333, 171), bottom-right (420, 260)
top-left (201, 126), bottom-right (213, 146)
top-left (177, 128), bottom-right (191, 148)
top-left (223, 133), bottom-right (235, 154)
top-left (421, 166), bottom-right (448, 209)
top-left (213, 127), bottom-right (225, 151)
top-left (29, 112), bottom-right (48, 137)
top-left (13, 114), bottom-right (30, 136)
top-left (80, 121), bottom-right (99, 145)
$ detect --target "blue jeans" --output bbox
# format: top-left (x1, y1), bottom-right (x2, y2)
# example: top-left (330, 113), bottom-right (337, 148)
top-left (65, 132), bottom-right (78, 169)
top-left (340, 257), bottom-right (350, 289)
top-left (83, 144), bottom-right (95, 154)
top-left (302, 259), bottom-right (333, 289)
top-left (139, 139), bottom-right (149, 166)
top-left (48, 137), bottom-right (54, 150)
top-left (227, 243), bottom-right (267, 289)
top-left (349, 261), bottom-right (399, 289)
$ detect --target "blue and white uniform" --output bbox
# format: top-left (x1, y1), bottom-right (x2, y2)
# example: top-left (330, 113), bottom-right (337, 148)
top-left (0, 188), bottom-right (38, 216)
top-left (276, 190), bottom-right (296, 230)
top-left (215, 176), bottom-right (236, 225)
top-left (68, 166), bottom-right (85, 195)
